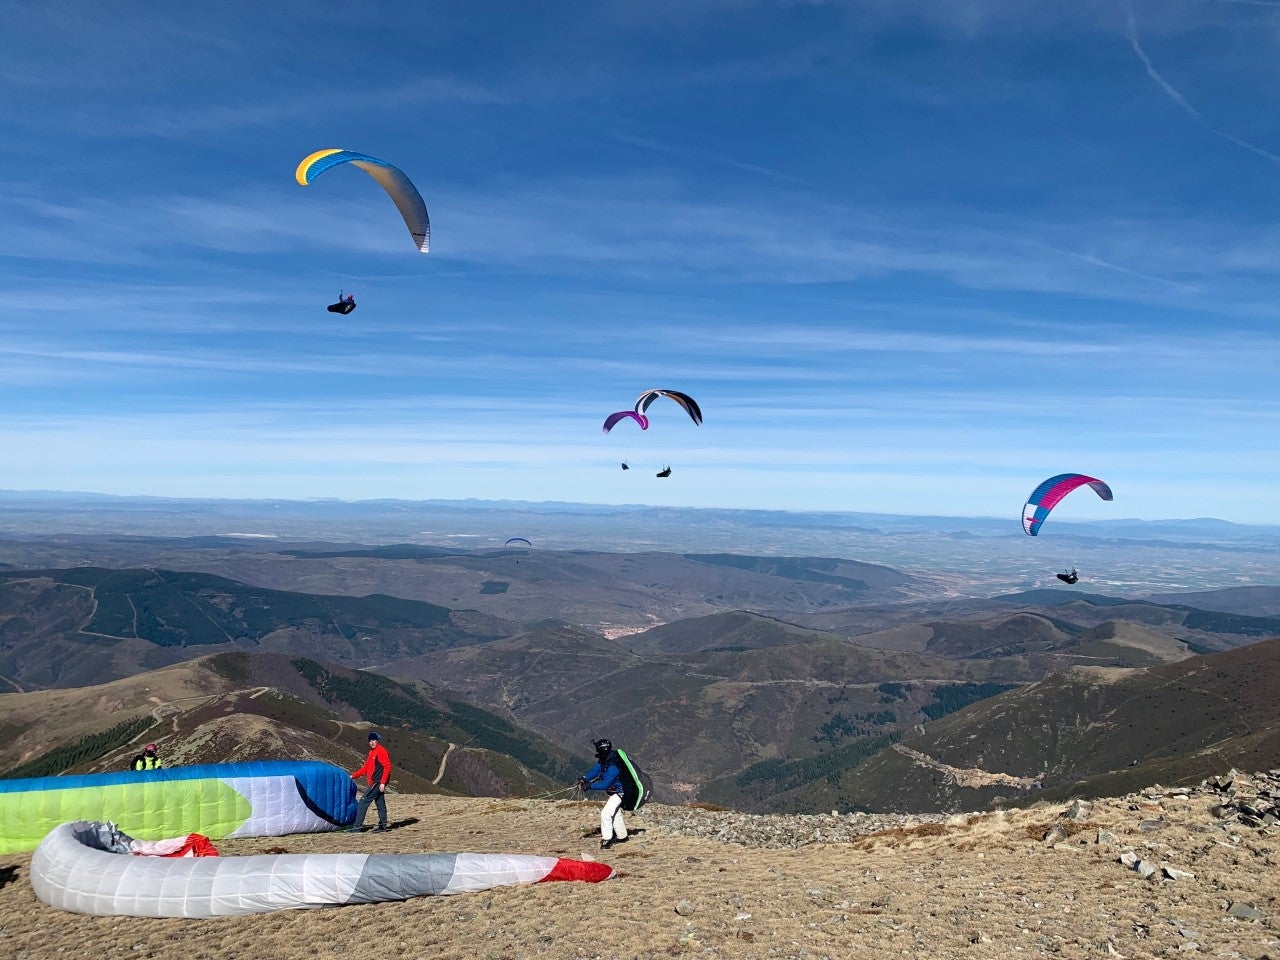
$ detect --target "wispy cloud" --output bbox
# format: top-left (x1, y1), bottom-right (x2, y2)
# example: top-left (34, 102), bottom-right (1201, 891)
top-left (1125, 4), bottom-right (1280, 166)
top-left (9, 162), bottom-right (1280, 313)
top-left (611, 133), bottom-right (810, 185)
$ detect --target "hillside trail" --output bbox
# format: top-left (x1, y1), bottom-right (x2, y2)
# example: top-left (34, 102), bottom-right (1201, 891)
top-left (144, 686), bottom-right (273, 732)
top-left (2, 782), bottom-right (1275, 960)
top-left (432, 742), bottom-right (455, 785)
top-left (0, 672), bottom-right (24, 693)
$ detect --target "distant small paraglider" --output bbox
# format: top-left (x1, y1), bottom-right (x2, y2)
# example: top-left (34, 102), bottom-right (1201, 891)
top-left (603, 411), bottom-right (648, 434)
top-left (635, 389), bottom-right (702, 426)
top-left (327, 291), bottom-right (356, 314)
top-left (1056, 568), bottom-right (1079, 584)
top-left (504, 538), bottom-right (531, 547)
top-left (620, 462), bottom-right (629, 471)
top-left (656, 466), bottom-right (672, 478)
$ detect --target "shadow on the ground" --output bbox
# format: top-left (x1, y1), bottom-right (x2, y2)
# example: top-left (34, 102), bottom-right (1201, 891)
top-left (579, 827), bottom-right (646, 839)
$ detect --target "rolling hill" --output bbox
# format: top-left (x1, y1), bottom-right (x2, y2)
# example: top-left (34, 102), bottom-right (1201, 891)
top-left (1143, 584), bottom-right (1280, 616)
top-left (798, 635), bottom-right (1280, 813)
top-left (0, 652), bottom-right (585, 798)
top-left (774, 588), bottom-right (1280, 656)
top-left (0, 567), bottom-right (513, 690)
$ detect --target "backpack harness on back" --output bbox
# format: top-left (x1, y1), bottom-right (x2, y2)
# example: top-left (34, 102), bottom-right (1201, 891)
top-left (611, 749), bottom-right (652, 812)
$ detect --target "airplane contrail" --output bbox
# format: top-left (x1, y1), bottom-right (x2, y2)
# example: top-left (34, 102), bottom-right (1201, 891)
top-left (1125, 4), bottom-right (1280, 165)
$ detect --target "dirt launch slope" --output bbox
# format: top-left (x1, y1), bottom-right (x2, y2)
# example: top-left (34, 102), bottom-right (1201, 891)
top-left (0, 775), bottom-right (1276, 960)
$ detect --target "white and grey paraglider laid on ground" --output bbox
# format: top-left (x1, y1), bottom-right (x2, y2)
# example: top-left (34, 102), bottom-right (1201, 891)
top-left (31, 821), bottom-right (617, 918)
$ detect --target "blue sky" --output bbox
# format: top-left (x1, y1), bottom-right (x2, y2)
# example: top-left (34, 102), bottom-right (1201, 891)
top-left (3, 0), bottom-right (1280, 522)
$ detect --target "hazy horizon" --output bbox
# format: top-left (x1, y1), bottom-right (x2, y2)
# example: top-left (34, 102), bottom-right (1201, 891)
top-left (3, 485), bottom-right (1279, 530)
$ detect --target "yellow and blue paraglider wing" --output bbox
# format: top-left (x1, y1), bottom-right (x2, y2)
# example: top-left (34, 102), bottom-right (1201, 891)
top-left (295, 148), bottom-right (431, 253)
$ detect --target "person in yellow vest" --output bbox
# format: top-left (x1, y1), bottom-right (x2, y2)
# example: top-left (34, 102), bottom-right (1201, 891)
top-left (130, 743), bottom-right (163, 771)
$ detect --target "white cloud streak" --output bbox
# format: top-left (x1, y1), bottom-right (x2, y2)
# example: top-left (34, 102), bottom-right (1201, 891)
top-left (1125, 4), bottom-right (1280, 166)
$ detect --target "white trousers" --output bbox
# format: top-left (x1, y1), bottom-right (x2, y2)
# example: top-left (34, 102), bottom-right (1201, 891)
top-left (601, 794), bottom-right (628, 841)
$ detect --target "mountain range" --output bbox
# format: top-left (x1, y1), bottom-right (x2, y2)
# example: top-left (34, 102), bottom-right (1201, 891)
top-left (5, 490), bottom-right (1280, 595)
top-left (0, 529), bottom-right (1276, 815)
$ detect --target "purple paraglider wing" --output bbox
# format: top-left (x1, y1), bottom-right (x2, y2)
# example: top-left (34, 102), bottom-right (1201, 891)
top-left (1022, 474), bottom-right (1113, 536)
top-left (602, 411), bottom-right (648, 434)
top-left (634, 390), bottom-right (702, 426)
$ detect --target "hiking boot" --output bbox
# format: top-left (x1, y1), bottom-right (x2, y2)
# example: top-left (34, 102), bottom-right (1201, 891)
top-left (371, 825), bottom-right (388, 833)
top-left (600, 838), bottom-right (614, 850)
top-left (345, 825), bottom-right (364, 833)
top-left (612, 835), bottom-right (628, 844)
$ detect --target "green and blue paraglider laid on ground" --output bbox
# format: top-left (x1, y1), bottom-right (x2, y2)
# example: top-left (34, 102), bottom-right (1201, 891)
top-left (0, 760), bottom-right (355, 854)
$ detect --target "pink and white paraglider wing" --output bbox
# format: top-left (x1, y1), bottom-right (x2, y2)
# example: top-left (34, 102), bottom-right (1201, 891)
top-left (1022, 473), bottom-right (1113, 536)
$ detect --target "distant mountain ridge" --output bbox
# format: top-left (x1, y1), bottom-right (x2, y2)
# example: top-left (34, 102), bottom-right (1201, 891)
top-left (4, 490), bottom-right (1280, 603)
top-left (1142, 585), bottom-right (1280, 617)
top-left (4, 488), bottom-right (1279, 537)
top-left (0, 566), bottom-right (510, 690)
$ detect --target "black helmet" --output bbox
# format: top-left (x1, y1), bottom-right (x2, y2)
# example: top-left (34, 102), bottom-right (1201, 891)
top-left (593, 738), bottom-right (612, 758)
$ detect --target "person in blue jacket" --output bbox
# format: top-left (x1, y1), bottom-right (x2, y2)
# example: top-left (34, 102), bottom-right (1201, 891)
top-left (577, 738), bottom-right (629, 849)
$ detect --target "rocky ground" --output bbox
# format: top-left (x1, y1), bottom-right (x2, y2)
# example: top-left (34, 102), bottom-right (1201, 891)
top-left (0, 770), bottom-right (1276, 960)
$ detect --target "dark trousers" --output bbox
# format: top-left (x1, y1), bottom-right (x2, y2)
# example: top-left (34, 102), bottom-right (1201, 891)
top-left (354, 783), bottom-right (388, 827)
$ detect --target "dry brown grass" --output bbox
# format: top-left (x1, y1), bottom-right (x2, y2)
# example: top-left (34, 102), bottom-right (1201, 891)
top-left (849, 820), bottom-right (949, 849)
top-left (1020, 819), bottom-right (1100, 841)
top-left (1, 793), bottom-right (1277, 960)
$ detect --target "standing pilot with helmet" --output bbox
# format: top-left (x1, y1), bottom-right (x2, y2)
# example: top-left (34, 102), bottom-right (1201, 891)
top-left (577, 738), bottom-right (629, 849)
top-left (130, 743), bottom-right (163, 771)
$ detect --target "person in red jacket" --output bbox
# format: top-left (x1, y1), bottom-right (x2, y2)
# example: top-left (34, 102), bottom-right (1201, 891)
top-left (347, 731), bottom-right (392, 832)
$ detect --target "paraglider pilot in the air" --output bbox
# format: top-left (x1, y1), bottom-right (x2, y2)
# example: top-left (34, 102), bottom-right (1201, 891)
top-left (327, 291), bottom-right (357, 315)
top-left (1056, 568), bottom-right (1079, 585)
top-left (577, 739), bottom-right (629, 850)
top-left (656, 466), bottom-right (672, 478)
top-left (620, 462), bottom-right (629, 471)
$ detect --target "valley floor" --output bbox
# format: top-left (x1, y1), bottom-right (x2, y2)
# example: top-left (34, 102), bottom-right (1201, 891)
top-left (1, 786), bottom-right (1276, 960)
